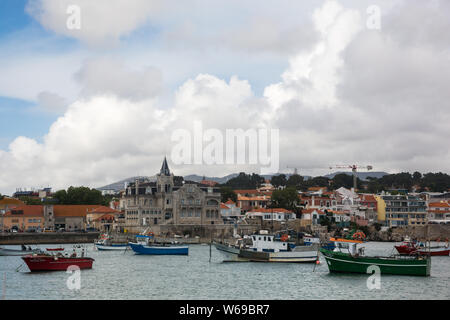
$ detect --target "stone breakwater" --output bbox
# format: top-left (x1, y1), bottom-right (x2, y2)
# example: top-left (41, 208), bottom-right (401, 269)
top-left (0, 232), bottom-right (100, 245)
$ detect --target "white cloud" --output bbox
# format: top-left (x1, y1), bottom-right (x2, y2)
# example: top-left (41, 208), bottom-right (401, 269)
top-left (36, 91), bottom-right (67, 113)
top-left (26, 0), bottom-right (162, 46)
top-left (1, 0), bottom-right (450, 194)
top-left (74, 57), bottom-right (163, 100)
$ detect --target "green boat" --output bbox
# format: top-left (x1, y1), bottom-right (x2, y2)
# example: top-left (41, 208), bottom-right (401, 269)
top-left (320, 238), bottom-right (431, 277)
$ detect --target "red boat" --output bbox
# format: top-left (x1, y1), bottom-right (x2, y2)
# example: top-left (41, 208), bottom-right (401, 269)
top-left (22, 253), bottom-right (94, 271)
top-left (395, 241), bottom-right (450, 256)
top-left (46, 248), bottom-right (64, 251)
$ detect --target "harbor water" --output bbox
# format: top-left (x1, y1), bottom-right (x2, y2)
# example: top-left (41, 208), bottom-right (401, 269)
top-left (1, 242), bottom-right (449, 300)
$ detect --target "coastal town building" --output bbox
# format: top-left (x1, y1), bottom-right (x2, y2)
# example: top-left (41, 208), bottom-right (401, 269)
top-left (86, 206), bottom-right (121, 232)
top-left (1, 204), bottom-right (104, 232)
top-left (427, 201), bottom-right (450, 223)
top-left (245, 208), bottom-right (296, 222)
top-left (382, 194), bottom-right (427, 227)
top-left (121, 158), bottom-right (222, 232)
top-left (220, 200), bottom-right (243, 223)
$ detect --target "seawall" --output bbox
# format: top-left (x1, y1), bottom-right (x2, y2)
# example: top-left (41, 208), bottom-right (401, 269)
top-left (0, 232), bottom-right (100, 245)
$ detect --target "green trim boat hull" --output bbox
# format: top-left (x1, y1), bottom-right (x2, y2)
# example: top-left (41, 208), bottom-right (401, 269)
top-left (320, 248), bottom-right (430, 276)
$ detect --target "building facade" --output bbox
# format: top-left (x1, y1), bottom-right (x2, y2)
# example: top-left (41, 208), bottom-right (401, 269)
top-left (382, 194), bottom-right (427, 227)
top-left (122, 158), bottom-right (222, 232)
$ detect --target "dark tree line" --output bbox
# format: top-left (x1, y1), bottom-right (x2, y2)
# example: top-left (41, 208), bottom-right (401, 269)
top-left (221, 172), bottom-right (265, 190)
top-left (53, 186), bottom-right (111, 205)
top-left (269, 171), bottom-right (450, 193)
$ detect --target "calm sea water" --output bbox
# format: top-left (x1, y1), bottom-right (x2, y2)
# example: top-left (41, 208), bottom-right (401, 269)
top-left (1, 242), bottom-right (449, 300)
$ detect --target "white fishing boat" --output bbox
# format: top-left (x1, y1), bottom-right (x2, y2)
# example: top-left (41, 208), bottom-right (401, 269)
top-left (0, 245), bottom-right (40, 256)
top-left (94, 238), bottom-right (129, 251)
top-left (215, 231), bottom-right (319, 263)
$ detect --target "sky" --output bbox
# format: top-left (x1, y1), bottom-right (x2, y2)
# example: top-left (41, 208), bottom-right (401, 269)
top-left (0, 0), bottom-right (449, 195)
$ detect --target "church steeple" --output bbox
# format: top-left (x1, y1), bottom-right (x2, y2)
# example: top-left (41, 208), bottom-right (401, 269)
top-left (160, 157), bottom-right (171, 176)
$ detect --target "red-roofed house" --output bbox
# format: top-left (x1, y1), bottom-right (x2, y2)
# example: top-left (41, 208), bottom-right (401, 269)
top-left (87, 206), bottom-right (120, 231)
top-left (220, 201), bottom-right (243, 223)
top-left (237, 194), bottom-right (271, 211)
top-left (428, 201), bottom-right (450, 222)
top-left (3, 205), bottom-right (44, 232)
top-left (300, 208), bottom-right (325, 225)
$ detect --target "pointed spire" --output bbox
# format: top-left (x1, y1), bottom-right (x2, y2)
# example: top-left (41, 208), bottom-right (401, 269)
top-left (160, 157), bottom-right (171, 176)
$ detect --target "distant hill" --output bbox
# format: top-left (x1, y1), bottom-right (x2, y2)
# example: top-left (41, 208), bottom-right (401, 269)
top-left (96, 176), bottom-right (155, 192)
top-left (324, 171), bottom-right (389, 180)
top-left (96, 171), bottom-right (388, 193)
top-left (183, 174), bottom-right (239, 184)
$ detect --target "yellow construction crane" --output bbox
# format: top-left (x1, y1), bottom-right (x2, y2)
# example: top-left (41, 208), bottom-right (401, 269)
top-left (329, 164), bottom-right (373, 191)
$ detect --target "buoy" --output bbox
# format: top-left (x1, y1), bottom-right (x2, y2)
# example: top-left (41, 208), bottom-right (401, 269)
top-left (316, 260), bottom-right (320, 265)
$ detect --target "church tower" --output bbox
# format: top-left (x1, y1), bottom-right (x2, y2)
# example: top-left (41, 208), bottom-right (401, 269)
top-left (157, 157), bottom-right (174, 193)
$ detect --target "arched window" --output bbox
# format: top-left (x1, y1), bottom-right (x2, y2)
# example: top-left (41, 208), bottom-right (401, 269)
top-left (207, 199), bottom-right (219, 206)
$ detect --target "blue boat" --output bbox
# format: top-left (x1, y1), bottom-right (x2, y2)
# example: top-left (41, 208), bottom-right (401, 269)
top-left (128, 235), bottom-right (189, 255)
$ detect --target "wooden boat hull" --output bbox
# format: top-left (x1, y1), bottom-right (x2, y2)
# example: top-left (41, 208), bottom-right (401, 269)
top-left (214, 243), bottom-right (247, 261)
top-left (320, 248), bottom-right (430, 276)
top-left (214, 243), bottom-right (318, 263)
top-left (395, 245), bottom-right (450, 256)
top-left (0, 248), bottom-right (40, 256)
top-left (22, 255), bottom-right (94, 271)
top-left (129, 242), bottom-right (188, 255)
top-left (95, 243), bottom-right (128, 251)
top-left (239, 248), bottom-right (318, 263)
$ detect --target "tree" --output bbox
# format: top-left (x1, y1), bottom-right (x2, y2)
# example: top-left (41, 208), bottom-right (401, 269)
top-left (220, 186), bottom-right (237, 203)
top-left (53, 186), bottom-right (105, 205)
top-left (271, 174), bottom-right (287, 188)
top-left (223, 172), bottom-right (264, 189)
top-left (270, 187), bottom-right (299, 211)
top-left (18, 196), bottom-right (42, 205)
top-left (174, 176), bottom-right (184, 186)
top-left (286, 174), bottom-right (304, 188)
top-left (412, 171), bottom-right (422, 182)
top-left (331, 173), bottom-right (359, 190)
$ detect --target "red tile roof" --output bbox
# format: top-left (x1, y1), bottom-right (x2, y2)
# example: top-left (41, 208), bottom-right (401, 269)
top-left (248, 208), bottom-right (293, 214)
top-left (5, 205), bottom-right (43, 217)
top-left (429, 201), bottom-right (450, 208)
top-left (88, 206), bottom-right (119, 214)
top-left (301, 208), bottom-right (325, 215)
top-left (54, 205), bottom-right (101, 217)
top-left (94, 214), bottom-right (116, 221)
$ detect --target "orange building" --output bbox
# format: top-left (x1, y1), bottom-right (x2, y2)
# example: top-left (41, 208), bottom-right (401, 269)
top-left (2, 205), bottom-right (44, 232)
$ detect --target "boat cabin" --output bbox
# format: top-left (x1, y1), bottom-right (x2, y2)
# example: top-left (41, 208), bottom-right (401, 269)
top-left (135, 235), bottom-right (152, 245)
top-left (248, 234), bottom-right (293, 252)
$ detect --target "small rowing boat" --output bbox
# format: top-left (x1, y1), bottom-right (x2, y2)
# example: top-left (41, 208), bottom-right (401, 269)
top-left (128, 235), bottom-right (188, 255)
top-left (0, 245), bottom-right (40, 256)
